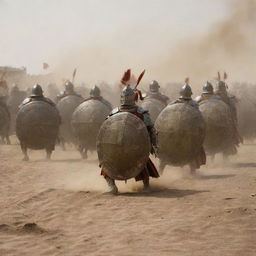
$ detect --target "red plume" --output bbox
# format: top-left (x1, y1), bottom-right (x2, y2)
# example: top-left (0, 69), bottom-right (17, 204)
top-left (135, 89), bottom-right (144, 102)
top-left (224, 72), bottom-right (228, 80)
top-left (185, 77), bottom-right (189, 84)
top-left (135, 70), bottom-right (145, 88)
top-left (121, 69), bottom-right (131, 85)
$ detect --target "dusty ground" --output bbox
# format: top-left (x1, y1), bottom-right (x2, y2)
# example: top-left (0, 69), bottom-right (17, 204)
top-left (0, 138), bottom-right (256, 256)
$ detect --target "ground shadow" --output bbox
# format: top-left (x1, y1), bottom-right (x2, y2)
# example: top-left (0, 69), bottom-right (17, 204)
top-left (33, 158), bottom-right (98, 164)
top-left (199, 174), bottom-right (236, 180)
top-left (119, 188), bottom-right (209, 198)
top-left (231, 162), bottom-right (256, 168)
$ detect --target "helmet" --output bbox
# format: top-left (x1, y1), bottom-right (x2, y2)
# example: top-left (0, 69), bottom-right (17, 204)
top-left (31, 84), bottom-right (43, 97)
top-left (64, 81), bottom-right (74, 92)
top-left (149, 80), bottom-right (160, 92)
top-left (120, 85), bottom-right (136, 106)
top-left (90, 85), bottom-right (101, 97)
top-left (179, 84), bottom-right (192, 99)
top-left (215, 81), bottom-right (227, 93)
top-left (202, 81), bottom-right (213, 94)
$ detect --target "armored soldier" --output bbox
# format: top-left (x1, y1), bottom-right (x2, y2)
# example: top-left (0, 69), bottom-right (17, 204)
top-left (0, 95), bottom-right (10, 144)
top-left (145, 80), bottom-right (169, 105)
top-left (215, 80), bottom-right (238, 124)
top-left (195, 82), bottom-right (221, 103)
top-left (215, 80), bottom-right (242, 155)
top-left (85, 85), bottom-right (112, 111)
top-left (101, 85), bottom-right (159, 194)
top-left (20, 84), bottom-right (56, 108)
top-left (56, 81), bottom-right (82, 102)
top-left (169, 82), bottom-right (206, 173)
top-left (171, 83), bottom-right (199, 108)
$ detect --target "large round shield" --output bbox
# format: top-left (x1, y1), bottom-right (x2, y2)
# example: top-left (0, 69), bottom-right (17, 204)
top-left (199, 99), bottom-right (233, 155)
top-left (97, 112), bottom-right (151, 180)
top-left (57, 95), bottom-right (84, 142)
top-left (141, 98), bottom-right (166, 123)
top-left (0, 105), bottom-right (10, 137)
top-left (16, 101), bottom-right (60, 149)
top-left (71, 99), bottom-right (111, 150)
top-left (155, 103), bottom-right (206, 166)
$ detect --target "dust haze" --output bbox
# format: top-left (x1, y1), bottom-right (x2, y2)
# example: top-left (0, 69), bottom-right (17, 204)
top-left (53, 0), bottom-right (256, 87)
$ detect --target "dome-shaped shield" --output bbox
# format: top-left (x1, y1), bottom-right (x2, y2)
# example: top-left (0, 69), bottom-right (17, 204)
top-left (155, 103), bottom-right (206, 165)
top-left (71, 99), bottom-right (112, 150)
top-left (57, 95), bottom-right (84, 142)
top-left (16, 101), bottom-right (60, 149)
top-left (141, 98), bottom-right (166, 123)
top-left (97, 112), bottom-right (151, 180)
top-left (199, 99), bottom-right (234, 154)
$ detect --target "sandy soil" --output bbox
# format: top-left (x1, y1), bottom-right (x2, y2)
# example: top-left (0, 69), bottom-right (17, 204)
top-left (0, 137), bottom-right (256, 256)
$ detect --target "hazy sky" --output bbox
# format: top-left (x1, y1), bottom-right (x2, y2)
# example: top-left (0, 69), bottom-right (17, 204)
top-left (0, 0), bottom-right (228, 77)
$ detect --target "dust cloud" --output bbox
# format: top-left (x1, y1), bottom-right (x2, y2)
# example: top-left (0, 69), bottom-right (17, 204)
top-left (52, 0), bottom-right (256, 90)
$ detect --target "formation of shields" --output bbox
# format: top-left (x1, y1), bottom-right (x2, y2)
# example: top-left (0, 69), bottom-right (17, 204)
top-left (0, 69), bottom-right (250, 194)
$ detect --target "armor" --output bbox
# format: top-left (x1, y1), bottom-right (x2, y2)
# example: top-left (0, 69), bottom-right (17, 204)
top-left (141, 98), bottom-right (166, 123)
top-left (202, 81), bottom-right (214, 94)
top-left (215, 81), bottom-right (227, 94)
top-left (97, 112), bottom-right (151, 180)
top-left (64, 81), bottom-right (74, 92)
top-left (31, 84), bottom-right (43, 97)
top-left (89, 85), bottom-right (101, 97)
top-left (71, 98), bottom-right (112, 158)
top-left (120, 85), bottom-right (136, 108)
top-left (199, 98), bottom-right (235, 155)
top-left (149, 80), bottom-right (160, 93)
top-left (16, 100), bottom-right (60, 160)
top-left (155, 103), bottom-right (206, 170)
top-left (179, 83), bottom-right (193, 100)
top-left (57, 94), bottom-right (84, 144)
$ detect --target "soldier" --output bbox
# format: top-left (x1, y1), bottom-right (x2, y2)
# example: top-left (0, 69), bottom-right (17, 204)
top-left (215, 80), bottom-right (242, 155)
top-left (20, 84), bottom-right (56, 108)
top-left (101, 84), bottom-right (159, 194)
top-left (171, 81), bottom-right (199, 108)
top-left (169, 80), bottom-right (206, 173)
top-left (0, 95), bottom-right (10, 144)
top-left (56, 80), bottom-right (82, 103)
top-left (17, 84), bottom-right (60, 161)
top-left (215, 80), bottom-right (238, 125)
top-left (195, 81), bottom-right (221, 103)
top-left (145, 80), bottom-right (169, 105)
top-left (85, 85), bottom-right (112, 111)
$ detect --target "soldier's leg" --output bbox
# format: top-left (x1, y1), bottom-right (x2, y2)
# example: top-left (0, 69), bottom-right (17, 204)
top-left (189, 161), bottom-right (197, 175)
top-left (104, 176), bottom-right (118, 194)
top-left (5, 134), bottom-right (11, 145)
top-left (158, 160), bottom-right (166, 175)
top-left (21, 144), bottom-right (29, 161)
top-left (46, 149), bottom-right (52, 160)
top-left (142, 176), bottom-right (151, 191)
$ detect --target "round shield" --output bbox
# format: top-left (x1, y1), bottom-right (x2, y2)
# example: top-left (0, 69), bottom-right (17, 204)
top-left (199, 99), bottom-right (233, 155)
top-left (97, 112), bottom-right (151, 180)
top-left (71, 99), bottom-right (112, 150)
top-left (16, 101), bottom-right (60, 149)
top-left (141, 98), bottom-right (166, 123)
top-left (56, 95), bottom-right (84, 142)
top-left (155, 103), bottom-right (206, 166)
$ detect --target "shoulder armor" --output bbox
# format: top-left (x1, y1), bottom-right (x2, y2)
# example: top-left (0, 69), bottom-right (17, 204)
top-left (194, 95), bottom-right (202, 102)
top-left (19, 97), bottom-right (31, 107)
top-left (109, 107), bottom-right (120, 116)
top-left (137, 106), bottom-right (148, 114)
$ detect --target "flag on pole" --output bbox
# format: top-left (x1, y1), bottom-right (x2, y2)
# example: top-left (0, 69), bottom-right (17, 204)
top-left (43, 63), bottom-right (49, 70)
